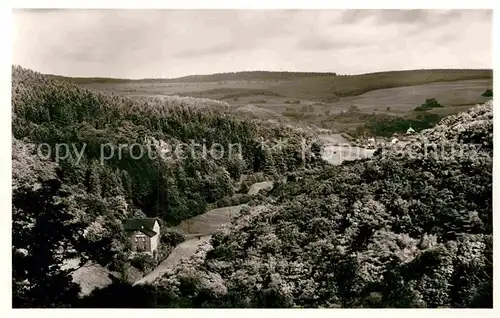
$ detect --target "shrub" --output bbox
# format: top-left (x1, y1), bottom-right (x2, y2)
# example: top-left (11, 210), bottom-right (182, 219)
top-left (482, 89), bottom-right (493, 97)
top-left (414, 98), bottom-right (443, 111)
top-left (348, 105), bottom-right (361, 112)
top-left (161, 228), bottom-right (186, 247)
top-left (130, 253), bottom-right (155, 272)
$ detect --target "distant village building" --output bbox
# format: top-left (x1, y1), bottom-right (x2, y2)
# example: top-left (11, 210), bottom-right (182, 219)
top-left (406, 126), bottom-right (416, 134)
top-left (124, 218), bottom-right (161, 255)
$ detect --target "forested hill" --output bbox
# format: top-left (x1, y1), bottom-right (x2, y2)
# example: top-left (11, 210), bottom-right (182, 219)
top-left (12, 65), bottom-right (318, 222)
top-left (11, 66), bottom-right (322, 307)
top-left (151, 71), bottom-right (338, 83)
top-left (47, 69), bottom-right (492, 87)
top-left (129, 101), bottom-right (493, 308)
top-left (48, 71), bottom-right (338, 84)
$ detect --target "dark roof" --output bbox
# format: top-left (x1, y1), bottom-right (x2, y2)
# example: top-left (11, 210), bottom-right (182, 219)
top-left (123, 218), bottom-right (159, 237)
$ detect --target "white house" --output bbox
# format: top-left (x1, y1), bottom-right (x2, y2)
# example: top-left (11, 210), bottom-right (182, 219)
top-left (406, 126), bottom-right (416, 134)
top-left (123, 218), bottom-right (161, 255)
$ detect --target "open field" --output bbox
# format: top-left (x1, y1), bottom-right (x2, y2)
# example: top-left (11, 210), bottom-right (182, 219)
top-left (61, 258), bottom-right (118, 296)
top-left (79, 80), bottom-right (278, 98)
top-left (333, 79), bottom-right (492, 114)
top-left (176, 204), bottom-right (246, 235)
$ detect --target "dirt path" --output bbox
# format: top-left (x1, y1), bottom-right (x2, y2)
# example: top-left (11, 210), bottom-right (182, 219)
top-left (134, 205), bottom-right (249, 285)
top-left (133, 235), bottom-right (211, 285)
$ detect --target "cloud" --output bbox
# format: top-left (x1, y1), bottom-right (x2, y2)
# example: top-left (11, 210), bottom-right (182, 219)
top-left (171, 42), bottom-right (238, 58)
top-left (297, 35), bottom-right (374, 51)
top-left (338, 9), bottom-right (463, 26)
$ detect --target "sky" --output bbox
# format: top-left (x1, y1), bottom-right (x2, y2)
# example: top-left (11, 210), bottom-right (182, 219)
top-left (12, 9), bottom-right (493, 79)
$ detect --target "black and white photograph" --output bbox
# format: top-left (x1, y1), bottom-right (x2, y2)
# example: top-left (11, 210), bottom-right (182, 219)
top-left (7, 5), bottom-right (495, 310)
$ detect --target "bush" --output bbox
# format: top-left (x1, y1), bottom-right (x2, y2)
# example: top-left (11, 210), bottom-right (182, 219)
top-left (482, 89), bottom-right (493, 97)
top-left (414, 98), bottom-right (443, 111)
top-left (130, 253), bottom-right (155, 272)
top-left (161, 228), bottom-right (186, 247)
top-left (348, 105), bottom-right (361, 112)
top-left (220, 193), bottom-right (252, 206)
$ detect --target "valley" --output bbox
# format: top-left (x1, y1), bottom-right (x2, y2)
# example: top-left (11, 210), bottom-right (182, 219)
top-left (12, 66), bottom-right (493, 308)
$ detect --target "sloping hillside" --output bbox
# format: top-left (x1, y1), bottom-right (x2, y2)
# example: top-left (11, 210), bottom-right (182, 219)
top-left (49, 71), bottom-right (338, 84)
top-left (11, 66), bottom-right (322, 307)
top-left (270, 69), bottom-right (492, 101)
top-left (144, 101), bottom-right (493, 308)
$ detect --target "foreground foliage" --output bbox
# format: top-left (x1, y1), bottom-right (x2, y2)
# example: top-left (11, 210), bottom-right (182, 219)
top-left (143, 101), bottom-right (493, 308)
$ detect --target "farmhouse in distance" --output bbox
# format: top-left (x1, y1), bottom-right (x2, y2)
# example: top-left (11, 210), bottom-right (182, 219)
top-left (123, 218), bottom-right (161, 255)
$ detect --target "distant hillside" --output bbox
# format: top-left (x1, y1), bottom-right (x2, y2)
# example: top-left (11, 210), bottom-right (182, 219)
top-left (47, 70), bottom-right (338, 85)
top-left (176, 88), bottom-right (284, 100)
top-left (46, 69), bottom-right (491, 92)
top-left (270, 69), bottom-right (493, 101)
top-left (160, 71), bottom-right (338, 83)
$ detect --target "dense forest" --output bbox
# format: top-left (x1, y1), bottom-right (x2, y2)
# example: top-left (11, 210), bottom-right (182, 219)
top-left (11, 66), bottom-right (324, 307)
top-left (11, 66), bottom-right (493, 308)
top-left (82, 101), bottom-right (493, 308)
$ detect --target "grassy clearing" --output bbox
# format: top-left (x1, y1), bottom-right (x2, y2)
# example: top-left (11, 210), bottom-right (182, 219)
top-left (176, 205), bottom-right (245, 235)
top-left (329, 78), bottom-right (492, 113)
top-left (176, 88), bottom-right (284, 100)
top-left (78, 81), bottom-right (278, 98)
top-left (247, 181), bottom-right (274, 196)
